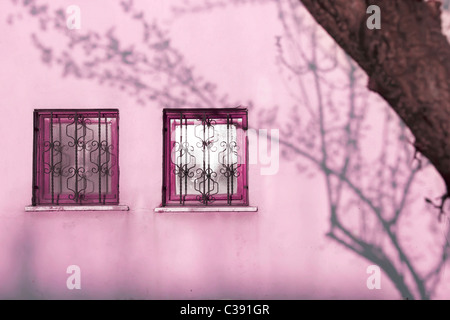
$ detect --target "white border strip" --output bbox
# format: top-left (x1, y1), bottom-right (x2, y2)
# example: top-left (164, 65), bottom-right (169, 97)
top-left (154, 206), bottom-right (258, 213)
top-left (25, 205), bottom-right (130, 212)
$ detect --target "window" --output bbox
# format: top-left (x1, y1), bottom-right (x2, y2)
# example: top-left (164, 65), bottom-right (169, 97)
top-left (30, 109), bottom-right (124, 208)
top-left (160, 108), bottom-right (255, 210)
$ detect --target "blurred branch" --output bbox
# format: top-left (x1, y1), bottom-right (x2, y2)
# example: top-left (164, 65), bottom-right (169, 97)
top-left (299, 0), bottom-right (450, 209)
top-left (274, 0), bottom-right (450, 299)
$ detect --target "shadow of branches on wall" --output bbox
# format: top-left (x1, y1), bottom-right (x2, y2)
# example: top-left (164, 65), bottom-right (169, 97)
top-left (7, 0), bottom-right (450, 299)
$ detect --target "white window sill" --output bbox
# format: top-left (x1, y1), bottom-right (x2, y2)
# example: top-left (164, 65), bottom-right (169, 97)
top-left (154, 206), bottom-right (258, 213)
top-left (25, 205), bottom-right (130, 212)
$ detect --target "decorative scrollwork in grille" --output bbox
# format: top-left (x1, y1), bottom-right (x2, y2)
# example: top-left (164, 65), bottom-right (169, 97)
top-left (162, 108), bottom-right (248, 207)
top-left (34, 110), bottom-right (119, 205)
top-left (168, 111), bottom-right (244, 206)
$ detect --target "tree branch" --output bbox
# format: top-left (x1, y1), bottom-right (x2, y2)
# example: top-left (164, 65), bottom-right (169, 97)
top-left (300, 0), bottom-right (450, 201)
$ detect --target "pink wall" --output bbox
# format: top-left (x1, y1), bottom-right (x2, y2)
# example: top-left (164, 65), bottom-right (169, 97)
top-left (0, 0), bottom-right (449, 299)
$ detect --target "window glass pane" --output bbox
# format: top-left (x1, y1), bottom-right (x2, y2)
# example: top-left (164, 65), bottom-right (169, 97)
top-left (43, 117), bottom-right (115, 196)
top-left (172, 122), bottom-right (239, 195)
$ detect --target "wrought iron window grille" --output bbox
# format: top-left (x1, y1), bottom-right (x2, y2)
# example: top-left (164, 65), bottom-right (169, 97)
top-left (161, 108), bottom-right (250, 207)
top-left (31, 109), bottom-right (121, 207)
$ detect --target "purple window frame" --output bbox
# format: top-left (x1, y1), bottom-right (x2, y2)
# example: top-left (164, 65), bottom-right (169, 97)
top-left (32, 109), bottom-right (120, 206)
top-left (162, 108), bottom-right (249, 207)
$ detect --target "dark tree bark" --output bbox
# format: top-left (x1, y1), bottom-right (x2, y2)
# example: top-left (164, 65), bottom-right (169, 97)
top-left (299, 0), bottom-right (450, 207)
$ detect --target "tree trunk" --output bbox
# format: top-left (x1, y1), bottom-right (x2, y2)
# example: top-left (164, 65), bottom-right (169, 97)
top-left (299, 0), bottom-right (450, 202)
